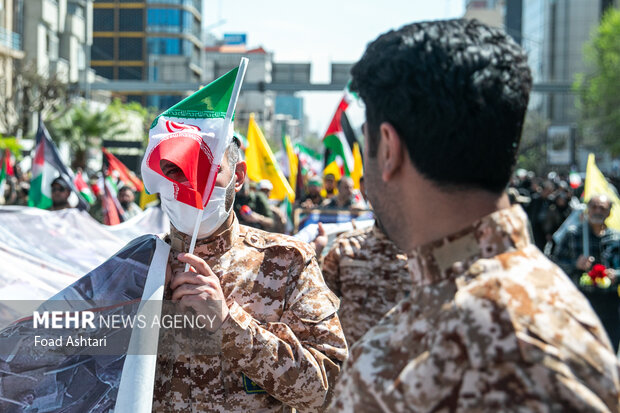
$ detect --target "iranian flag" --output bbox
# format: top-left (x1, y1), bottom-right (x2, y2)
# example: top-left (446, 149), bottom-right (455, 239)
top-left (141, 60), bottom-right (247, 212)
top-left (28, 120), bottom-right (89, 210)
top-left (323, 95), bottom-right (355, 176)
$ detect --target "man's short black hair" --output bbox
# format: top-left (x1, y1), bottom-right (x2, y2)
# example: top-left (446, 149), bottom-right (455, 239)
top-left (351, 19), bottom-right (532, 193)
top-left (118, 186), bottom-right (133, 195)
top-left (226, 136), bottom-right (241, 167)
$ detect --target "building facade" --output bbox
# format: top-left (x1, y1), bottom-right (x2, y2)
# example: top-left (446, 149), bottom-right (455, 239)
top-left (204, 44), bottom-right (275, 137)
top-left (22, 0), bottom-right (93, 84)
top-left (91, 0), bottom-right (203, 107)
top-left (0, 0), bottom-right (24, 134)
top-left (464, 0), bottom-right (505, 28)
top-left (520, 0), bottom-right (617, 168)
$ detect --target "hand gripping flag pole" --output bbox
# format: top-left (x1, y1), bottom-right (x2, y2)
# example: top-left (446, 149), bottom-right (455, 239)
top-left (184, 57), bottom-right (248, 271)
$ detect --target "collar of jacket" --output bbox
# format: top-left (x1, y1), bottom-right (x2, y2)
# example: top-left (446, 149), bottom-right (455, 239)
top-left (407, 205), bottom-right (531, 287)
top-left (168, 214), bottom-right (240, 258)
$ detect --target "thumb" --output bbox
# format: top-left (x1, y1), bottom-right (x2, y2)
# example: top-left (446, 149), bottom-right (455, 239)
top-left (317, 222), bottom-right (325, 236)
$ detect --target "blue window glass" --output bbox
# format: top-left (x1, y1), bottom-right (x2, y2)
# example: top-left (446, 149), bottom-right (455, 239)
top-left (147, 37), bottom-right (181, 55)
top-left (147, 8), bottom-right (183, 32)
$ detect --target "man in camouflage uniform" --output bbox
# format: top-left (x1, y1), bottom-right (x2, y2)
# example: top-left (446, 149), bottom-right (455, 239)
top-left (153, 138), bottom-right (348, 412)
top-left (330, 19), bottom-right (620, 412)
top-left (321, 223), bottom-right (410, 345)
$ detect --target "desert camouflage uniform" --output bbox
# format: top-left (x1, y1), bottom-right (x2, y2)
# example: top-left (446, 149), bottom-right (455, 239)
top-left (321, 224), bottom-right (410, 345)
top-left (153, 216), bottom-right (348, 412)
top-left (330, 205), bottom-right (620, 412)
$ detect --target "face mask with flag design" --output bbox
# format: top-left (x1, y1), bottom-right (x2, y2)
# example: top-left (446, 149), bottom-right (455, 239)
top-left (141, 67), bottom-right (240, 237)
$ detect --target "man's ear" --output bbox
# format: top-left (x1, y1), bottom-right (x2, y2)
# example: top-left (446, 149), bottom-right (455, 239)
top-left (234, 161), bottom-right (247, 192)
top-left (379, 122), bottom-right (405, 182)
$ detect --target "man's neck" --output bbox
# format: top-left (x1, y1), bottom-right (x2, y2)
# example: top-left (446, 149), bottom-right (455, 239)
top-left (392, 180), bottom-right (510, 253)
top-left (201, 211), bottom-right (235, 240)
top-left (589, 222), bottom-right (607, 237)
top-left (51, 202), bottom-right (69, 210)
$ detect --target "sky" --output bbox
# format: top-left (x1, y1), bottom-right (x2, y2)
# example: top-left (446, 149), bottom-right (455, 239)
top-left (202, 0), bottom-right (465, 135)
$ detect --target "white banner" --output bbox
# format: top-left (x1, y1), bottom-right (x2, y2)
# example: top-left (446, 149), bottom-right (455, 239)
top-left (0, 206), bottom-right (169, 301)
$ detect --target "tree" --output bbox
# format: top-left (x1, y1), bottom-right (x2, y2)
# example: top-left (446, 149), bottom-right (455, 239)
top-left (0, 135), bottom-right (23, 159)
top-left (0, 61), bottom-right (70, 137)
top-left (575, 7), bottom-right (620, 156)
top-left (105, 98), bottom-right (159, 148)
top-left (48, 103), bottom-right (128, 170)
top-left (516, 111), bottom-right (551, 175)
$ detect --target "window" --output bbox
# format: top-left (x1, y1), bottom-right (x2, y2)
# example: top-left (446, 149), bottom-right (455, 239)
top-left (159, 95), bottom-right (183, 109)
top-left (93, 9), bottom-right (114, 31)
top-left (47, 33), bottom-right (59, 60)
top-left (92, 37), bottom-right (113, 60)
top-left (147, 8), bottom-right (184, 32)
top-left (118, 66), bottom-right (143, 80)
top-left (119, 9), bottom-right (144, 31)
top-left (67, 2), bottom-right (84, 18)
top-left (147, 37), bottom-right (180, 55)
top-left (126, 95), bottom-right (145, 105)
top-left (92, 66), bottom-right (113, 79)
top-left (118, 37), bottom-right (143, 60)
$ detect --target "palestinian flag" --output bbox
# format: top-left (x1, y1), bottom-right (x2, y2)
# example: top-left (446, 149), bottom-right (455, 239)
top-left (142, 65), bottom-right (245, 210)
top-left (74, 170), bottom-right (96, 204)
top-left (28, 120), bottom-right (89, 210)
top-left (323, 95), bottom-right (355, 176)
top-left (103, 148), bottom-right (144, 192)
top-left (102, 175), bottom-right (124, 225)
top-left (295, 144), bottom-right (322, 176)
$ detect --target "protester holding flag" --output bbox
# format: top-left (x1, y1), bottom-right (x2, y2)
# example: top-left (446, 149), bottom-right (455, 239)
top-left (49, 177), bottom-right (73, 211)
top-left (29, 119), bottom-right (90, 211)
top-left (138, 63), bottom-right (347, 411)
top-left (550, 193), bottom-right (620, 351)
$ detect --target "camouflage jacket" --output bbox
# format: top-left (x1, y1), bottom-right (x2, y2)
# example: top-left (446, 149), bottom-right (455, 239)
top-left (330, 205), bottom-right (620, 412)
top-left (321, 224), bottom-right (410, 345)
top-left (153, 216), bottom-right (348, 412)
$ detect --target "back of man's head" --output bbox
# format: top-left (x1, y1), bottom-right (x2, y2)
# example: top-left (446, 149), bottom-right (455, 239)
top-left (351, 19), bottom-right (532, 193)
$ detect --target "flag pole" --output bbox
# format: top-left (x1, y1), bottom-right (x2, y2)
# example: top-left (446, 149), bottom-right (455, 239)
top-left (184, 57), bottom-right (248, 271)
top-left (583, 208), bottom-right (590, 258)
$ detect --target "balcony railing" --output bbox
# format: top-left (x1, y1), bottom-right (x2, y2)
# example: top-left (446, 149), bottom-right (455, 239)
top-left (0, 27), bottom-right (21, 51)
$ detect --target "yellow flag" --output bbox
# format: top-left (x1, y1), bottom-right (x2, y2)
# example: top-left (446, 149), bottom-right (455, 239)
top-left (584, 153), bottom-right (620, 230)
top-left (245, 114), bottom-right (295, 201)
top-left (139, 188), bottom-right (158, 209)
top-left (323, 160), bottom-right (343, 181)
top-left (351, 142), bottom-right (364, 189)
top-left (284, 135), bottom-right (298, 189)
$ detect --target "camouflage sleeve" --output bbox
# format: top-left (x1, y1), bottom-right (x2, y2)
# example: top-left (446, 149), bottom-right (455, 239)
top-left (321, 241), bottom-right (342, 297)
top-left (454, 363), bottom-right (616, 412)
top-left (327, 359), bottom-right (382, 413)
top-left (221, 252), bottom-right (348, 412)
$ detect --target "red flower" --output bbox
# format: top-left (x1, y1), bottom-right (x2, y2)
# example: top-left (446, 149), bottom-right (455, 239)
top-left (588, 264), bottom-right (608, 280)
